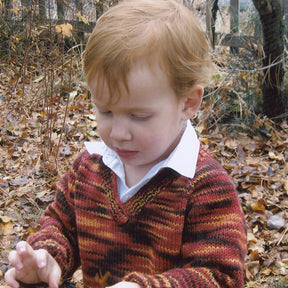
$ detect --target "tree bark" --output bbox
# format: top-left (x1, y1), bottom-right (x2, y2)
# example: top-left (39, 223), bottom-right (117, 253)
top-left (211, 0), bottom-right (219, 49)
top-left (57, 0), bottom-right (64, 21)
top-left (21, 0), bottom-right (31, 21)
top-left (2, 0), bottom-right (12, 18)
top-left (230, 0), bottom-right (239, 53)
top-left (39, 0), bottom-right (46, 21)
top-left (252, 0), bottom-right (286, 120)
top-left (96, 0), bottom-right (104, 19)
top-left (75, 0), bottom-right (84, 43)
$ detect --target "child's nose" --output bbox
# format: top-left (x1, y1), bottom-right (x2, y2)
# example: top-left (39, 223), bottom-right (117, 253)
top-left (110, 119), bottom-right (132, 141)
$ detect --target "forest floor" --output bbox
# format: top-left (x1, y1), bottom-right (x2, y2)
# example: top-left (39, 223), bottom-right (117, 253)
top-left (0, 47), bottom-right (288, 288)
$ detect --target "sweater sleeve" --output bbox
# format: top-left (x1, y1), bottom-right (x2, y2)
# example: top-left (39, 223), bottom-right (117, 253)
top-left (124, 149), bottom-right (247, 288)
top-left (27, 151), bottom-right (89, 280)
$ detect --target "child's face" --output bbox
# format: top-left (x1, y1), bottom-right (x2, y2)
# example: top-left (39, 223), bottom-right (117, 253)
top-left (89, 61), bottom-right (198, 176)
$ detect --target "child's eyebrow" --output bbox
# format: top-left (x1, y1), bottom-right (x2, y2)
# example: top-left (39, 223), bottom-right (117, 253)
top-left (125, 106), bottom-right (154, 112)
top-left (94, 102), bottom-right (154, 112)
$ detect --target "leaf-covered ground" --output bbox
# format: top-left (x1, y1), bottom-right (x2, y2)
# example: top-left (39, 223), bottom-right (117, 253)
top-left (0, 54), bottom-right (287, 288)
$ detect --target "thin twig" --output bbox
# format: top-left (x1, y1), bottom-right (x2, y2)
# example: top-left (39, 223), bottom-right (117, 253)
top-left (277, 226), bottom-right (288, 245)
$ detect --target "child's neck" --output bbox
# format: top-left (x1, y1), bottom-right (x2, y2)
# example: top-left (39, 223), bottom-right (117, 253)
top-left (124, 164), bottom-right (151, 187)
top-left (123, 123), bottom-right (187, 187)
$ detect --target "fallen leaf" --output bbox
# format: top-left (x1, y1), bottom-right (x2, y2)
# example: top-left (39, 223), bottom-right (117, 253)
top-left (0, 216), bottom-right (13, 235)
top-left (267, 215), bottom-right (286, 230)
top-left (59, 145), bottom-right (72, 156)
top-left (261, 268), bottom-right (272, 276)
top-left (284, 177), bottom-right (288, 193)
top-left (224, 138), bottom-right (238, 150)
top-left (251, 200), bottom-right (266, 212)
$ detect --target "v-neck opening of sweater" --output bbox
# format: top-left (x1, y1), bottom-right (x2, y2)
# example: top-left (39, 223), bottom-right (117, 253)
top-left (105, 167), bottom-right (179, 225)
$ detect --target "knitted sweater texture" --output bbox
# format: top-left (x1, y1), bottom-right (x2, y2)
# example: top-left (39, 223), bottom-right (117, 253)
top-left (28, 144), bottom-right (247, 288)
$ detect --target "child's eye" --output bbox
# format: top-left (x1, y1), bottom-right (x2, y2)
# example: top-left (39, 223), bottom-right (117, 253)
top-left (130, 113), bottom-right (151, 121)
top-left (99, 109), bottom-right (112, 115)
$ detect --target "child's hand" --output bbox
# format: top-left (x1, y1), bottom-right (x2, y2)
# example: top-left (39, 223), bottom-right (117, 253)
top-left (106, 282), bottom-right (141, 288)
top-left (5, 241), bottom-right (61, 288)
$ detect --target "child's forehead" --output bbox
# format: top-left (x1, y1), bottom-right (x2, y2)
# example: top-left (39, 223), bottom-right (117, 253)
top-left (90, 58), bottom-right (168, 94)
top-left (129, 59), bottom-right (167, 80)
top-left (89, 59), bottom-right (174, 107)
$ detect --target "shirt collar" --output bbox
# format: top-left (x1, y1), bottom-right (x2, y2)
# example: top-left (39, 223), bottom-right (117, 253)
top-left (164, 120), bottom-right (200, 178)
top-left (84, 120), bottom-right (199, 180)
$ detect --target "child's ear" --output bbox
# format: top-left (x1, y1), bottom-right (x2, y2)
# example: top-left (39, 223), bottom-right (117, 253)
top-left (181, 84), bottom-right (203, 120)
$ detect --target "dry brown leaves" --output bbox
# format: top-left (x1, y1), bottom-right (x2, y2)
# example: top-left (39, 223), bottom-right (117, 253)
top-left (0, 62), bottom-right (288, 288)
top-left (196, 102), bottom-right (288, 287)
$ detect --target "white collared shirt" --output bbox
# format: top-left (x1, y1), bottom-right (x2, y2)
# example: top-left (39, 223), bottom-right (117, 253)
top-left (85, 120), bottom-right (200, 203)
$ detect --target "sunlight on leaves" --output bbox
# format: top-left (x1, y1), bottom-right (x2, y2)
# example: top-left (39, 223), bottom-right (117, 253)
top-left (0, 216), bottom-right (13, 235)
top-left (55, 23), bottom-right (73, 38)
top-left (77, 11), bottom-right (89, 25)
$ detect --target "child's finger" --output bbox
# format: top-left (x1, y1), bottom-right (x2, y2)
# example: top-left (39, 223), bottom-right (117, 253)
top-left (34, 248), bottom-right (49, 269)
top-left (34, 248), bottom-right (62, 287)
top-left (15, 241), bottom-right (40, 270)
top-left (8, 251), bottom-right (23, 270)
top-left (16, 241), bottom-right (34, 257)
top-left (48, 254), bottom-right (62, 288)
top-left (4, 267), bottom-right (20, 288)
top-left (48, 265), bottom-right (62, 288)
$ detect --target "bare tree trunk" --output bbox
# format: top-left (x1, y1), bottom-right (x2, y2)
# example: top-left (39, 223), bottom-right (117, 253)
top-left (252, 0), bottom-right (286, 120)
top-left (2, 0), bottom-right (12, 18)
top-left (206, 0), bottom-right (219, 49)
top-left (96, 0), bottom-right (104, 19)
top-left (21, 0), bottom-right (31, 21)
top-left (39, 0), bottom-right (45, 21)
top-left (211, 0), bottom-right (219, 49)
top-left (284, 0), bottom-right (288, 111)
top-left (230, 0), bottom-right (239, 53)
top-left (57, 0), bottom-right (64, 20)
top-left (284, 0), bottom-right (288, 38)
top-left (75, 0), bottom-right (84, 43)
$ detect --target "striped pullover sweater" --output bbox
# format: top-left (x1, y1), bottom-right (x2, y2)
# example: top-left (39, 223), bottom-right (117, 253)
top-left (28, 144), bottom-right (247, 288)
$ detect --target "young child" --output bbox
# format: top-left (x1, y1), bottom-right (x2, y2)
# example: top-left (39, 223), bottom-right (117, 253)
top-left (5, 0), bottom-right (247, 287)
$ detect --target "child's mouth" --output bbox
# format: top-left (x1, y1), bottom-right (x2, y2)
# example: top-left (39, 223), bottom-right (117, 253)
top-left (116, 148), bottom-right (137, 159)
